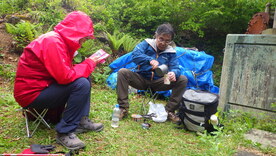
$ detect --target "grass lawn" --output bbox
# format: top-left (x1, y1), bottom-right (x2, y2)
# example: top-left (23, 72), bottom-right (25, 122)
top-left (0, 83), bottom-right (275, 156)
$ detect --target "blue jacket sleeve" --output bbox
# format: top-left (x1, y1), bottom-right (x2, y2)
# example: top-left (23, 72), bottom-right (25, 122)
top-left (169, 54), bottom-right (181, 78)
top-left (131, 41), bottom-right (154, 66)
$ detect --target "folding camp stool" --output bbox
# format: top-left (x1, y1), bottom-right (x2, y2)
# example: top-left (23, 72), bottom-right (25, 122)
top-left (140, 88), bottom-right (159, 115)
top-left (19, 108), bottom-right (51, 138)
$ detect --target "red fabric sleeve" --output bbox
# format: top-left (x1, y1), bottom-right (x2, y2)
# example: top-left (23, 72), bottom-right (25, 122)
top-left (42, 38), bottom-right (96, 84)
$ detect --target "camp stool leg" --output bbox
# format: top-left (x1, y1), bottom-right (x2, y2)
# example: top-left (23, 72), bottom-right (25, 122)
top-left (20, 108), bottom-right (51, 138)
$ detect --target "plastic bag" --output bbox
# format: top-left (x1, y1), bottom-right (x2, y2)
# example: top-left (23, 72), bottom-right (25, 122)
top-left (106, 72), bottom-right (118, 89)
top-left (148, 101), bottom-right (168, 122)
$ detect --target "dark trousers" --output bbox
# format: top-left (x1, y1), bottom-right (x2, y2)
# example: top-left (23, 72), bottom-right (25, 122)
top-left (117, 68), bottom-right (188, 112)
top-left (27, 77), bottom-right (91, 134)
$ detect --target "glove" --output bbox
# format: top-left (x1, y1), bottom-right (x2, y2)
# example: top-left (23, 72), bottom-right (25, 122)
top-left (30, 144), bottom-right (56, 154)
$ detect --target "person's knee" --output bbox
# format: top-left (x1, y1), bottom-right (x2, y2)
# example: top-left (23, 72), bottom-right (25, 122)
top-left (118, 68), bottom-right (130, 77)
top-left (118, 68), bottom-right (129, 74)
top-left (73, 77), bottom-right (91, 92)
top-left (177, 75), bottom-right (188, 86)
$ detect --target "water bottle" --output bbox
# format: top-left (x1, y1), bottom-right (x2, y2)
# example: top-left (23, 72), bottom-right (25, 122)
top-left (111, 104), bottom-right (120, 128)
top-left (210, 114), bottom-right (219, 126)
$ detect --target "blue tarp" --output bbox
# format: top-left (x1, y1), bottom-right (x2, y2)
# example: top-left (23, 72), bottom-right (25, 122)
top-left (176, 47), bottom-right (219, 94)
top-left (106, 47), bottom-right (219, 95)
top-left (109, 52), bottom-right (136, 72)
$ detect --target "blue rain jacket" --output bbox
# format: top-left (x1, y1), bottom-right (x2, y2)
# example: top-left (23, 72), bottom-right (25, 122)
top-left (132, 39), bottom-right (181, 80)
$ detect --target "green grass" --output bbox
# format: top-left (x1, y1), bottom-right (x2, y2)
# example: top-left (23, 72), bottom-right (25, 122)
top-left (0, 64), bottom-right (16, 82)
top-left (0, 83), bottom-right (275, 156)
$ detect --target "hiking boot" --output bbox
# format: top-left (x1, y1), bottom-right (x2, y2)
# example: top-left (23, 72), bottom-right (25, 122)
top-left (56, 132), bottom-right (85, 150)
top-left (167, 111), bottom-right (180, 123)
top-left (119, 108), bottom-right (128, 120)
top-left (75, 116), bottom-right (104, 134)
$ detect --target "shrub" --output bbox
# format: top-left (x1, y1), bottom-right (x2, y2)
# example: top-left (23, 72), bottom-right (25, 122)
top-left (28, 10), bottom-right (64, 31)
top-left (92, 65), bottom-right (112, 84)
top-left (0, 0), bottom-right (29, 16)
top-left (74, 39), bottom-right (111, 63)
top-left (5, 21), bottom-right (40, 54)
top-left (122, 35), bottom-right (141, 54)
top-left (106, 30), bottom-right (127, 57)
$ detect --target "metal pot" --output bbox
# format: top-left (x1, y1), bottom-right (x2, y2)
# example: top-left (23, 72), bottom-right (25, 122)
top-left (155, 64), bottom-right (168, 76)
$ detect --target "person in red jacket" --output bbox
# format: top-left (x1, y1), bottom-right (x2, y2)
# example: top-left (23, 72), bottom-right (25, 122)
top-left (14, 11), bottom-right (103, 150)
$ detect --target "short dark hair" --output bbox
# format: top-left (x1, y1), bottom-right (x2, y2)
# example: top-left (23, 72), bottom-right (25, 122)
top-left (155, 23), bottom-right (175, 39)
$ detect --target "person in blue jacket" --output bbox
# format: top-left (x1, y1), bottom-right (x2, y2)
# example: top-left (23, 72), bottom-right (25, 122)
top-left (117, 23), bottom-right (188, 123)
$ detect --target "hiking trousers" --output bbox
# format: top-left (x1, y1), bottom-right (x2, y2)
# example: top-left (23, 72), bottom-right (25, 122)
top-left (117, 68), bottom-right (188, 112)
top-left (27, 77), bottom-right (91, 134)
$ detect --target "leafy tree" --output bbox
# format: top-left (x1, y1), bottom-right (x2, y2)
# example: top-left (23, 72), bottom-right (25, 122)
top-left (1, 0), bottom-right (275, 85)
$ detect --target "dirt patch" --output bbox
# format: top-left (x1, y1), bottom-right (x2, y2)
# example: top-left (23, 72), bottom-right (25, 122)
top-left (0, 22), bottom-right (18, 89)
top-left (0, 22), bottom-right (19, 64)
top-left (0, 23), bottom-right (18, 60)
top-left (244, 129), bottom-right (276, 148)
top-left (235, 146), bottom-right (274, 156)
top-left (0, 22), bottom-right (12, 50)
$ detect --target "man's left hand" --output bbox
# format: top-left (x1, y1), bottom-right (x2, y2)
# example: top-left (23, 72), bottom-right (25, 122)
top-left (167, 72), bottom-right (176, 82)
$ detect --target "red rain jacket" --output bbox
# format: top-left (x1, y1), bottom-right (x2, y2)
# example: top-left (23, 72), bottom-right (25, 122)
top-left (14, 11), bottom-right (96, 107)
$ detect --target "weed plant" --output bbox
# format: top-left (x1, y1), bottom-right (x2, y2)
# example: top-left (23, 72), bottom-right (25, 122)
top-left (0, 64), bottom-right (16, 83)
top-left (106, 30), bottom-right (126, 57)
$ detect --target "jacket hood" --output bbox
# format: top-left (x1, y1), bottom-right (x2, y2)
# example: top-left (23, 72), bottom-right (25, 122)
top-left (145, 38), bottom-right (176, 53)
top-left (54, 11), bottom-right (95, 53)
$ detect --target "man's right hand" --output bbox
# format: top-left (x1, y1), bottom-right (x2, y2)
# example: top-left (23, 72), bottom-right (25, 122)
top-left (150, 60), bottom-right (159, 70)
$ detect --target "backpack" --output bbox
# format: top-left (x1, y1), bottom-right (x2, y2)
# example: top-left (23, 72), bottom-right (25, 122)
top-left (178, 89), bottom-right (219, 133)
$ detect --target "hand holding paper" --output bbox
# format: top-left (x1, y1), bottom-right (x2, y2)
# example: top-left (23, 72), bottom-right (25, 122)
top-left (89, 49), bottom-right (110, 64)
